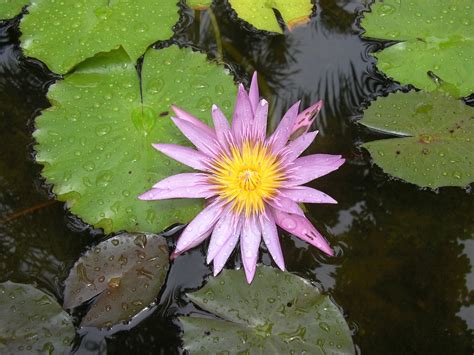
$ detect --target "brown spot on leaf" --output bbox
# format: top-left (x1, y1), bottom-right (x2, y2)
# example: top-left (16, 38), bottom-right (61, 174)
top-left (108, 277), bottom-right (121, 289)
top-left (419, 134), bottom-right (433, 144)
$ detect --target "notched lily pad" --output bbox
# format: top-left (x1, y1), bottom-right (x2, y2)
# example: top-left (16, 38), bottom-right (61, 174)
top-left (0, 281), bottom-right (75, 354)
top-left (0, 0), bottom-right (28, 20)
top-left (180, 267), bottom-right (354, 354)
top-left (360, 91), bottom-right (474, 188)
top-left (361, 0), bottom-right (474, 96)
top-left (228, 0), bottom-right (313, 33)
top-left (34, 45), bottom-right (236, 233)
top-left (63, 232), bottom-right (169, 328)
top-left (20, 0), bottom-right (180, 73)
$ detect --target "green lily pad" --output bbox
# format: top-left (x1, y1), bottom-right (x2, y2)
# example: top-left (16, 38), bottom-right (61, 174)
top-left (34, 46), bottom-right (236, 234)
top-left (180, 267), bottom-right (354, 354)
top-left (360, 91), bottom-right (474, 188)
top-left (63, 233), bottom-right (169, 328)
top-left (0, 281), bottom-right (75, 353)
top-left (361, 0), bottom-right (474, 97)
top-left (0, 0), bottom-right (28, 19)
top-left (19, 0), bottom-right (180, 74)
top-left (228, 0), bottom-right (313, 33)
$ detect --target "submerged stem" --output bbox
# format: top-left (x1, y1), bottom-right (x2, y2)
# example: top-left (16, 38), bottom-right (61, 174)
top-left (0, 200), bottom-right (58, 224)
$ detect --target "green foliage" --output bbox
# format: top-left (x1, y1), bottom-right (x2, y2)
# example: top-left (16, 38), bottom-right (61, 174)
top-left (64, 233), bottom-right (169, 328)
top-left (360, 91), bottom-right (474, 188)
top-left (0, 0), bottom-right (27, 19)
top-left (180, 267), bottom-right (354, 354)
top-left (229, 0), bottom-right (313, 33)
top-left (34, 46), bottom-right (236, 234)
top-left (361, 0), bottom-right (474, 97)
top-left (0, 281), bottom-right (75, 353)
top-left (20, 0), bottom-right (179, 74)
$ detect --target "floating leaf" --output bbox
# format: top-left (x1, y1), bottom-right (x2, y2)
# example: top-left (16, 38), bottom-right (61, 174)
top-left (180, 267), bottom-right (354, 354)
top-left (228, 0), bottom-right (313, 33)
top-left (0, 281), bottom-right (75, 353)
top-left (64, 232), bottom-right (169, 328)
top-left (19, 0), bottom-right (180, 74)
top-left (186, 0), bottom-right (212, 10)
top-left (360, 91), bottom-right (474, 188)
top-left (34, 46), bottom-right (236, 233)
top-left (361, 0), bottom-right (474, 97)
top-left (0, 0), bottom-right (28, 19)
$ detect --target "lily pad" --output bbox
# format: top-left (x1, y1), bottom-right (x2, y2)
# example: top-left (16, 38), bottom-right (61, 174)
top-left (34, 46), bottom-right (236, 234)
top-left (360, 91), bottom-right (474, 188)
top-left (228, 0), bottom-right (313, 33)
top-left (180, 267), bottom-right (354, 354)
top-left (0, 0), bottom-right (28, 20)
top-left (63, 233), bottom-right (169, 328)
top-left (19, 0), bottom-right (180, 74)
top-left (361, 0), bottom-right (474, 97)
top-left (0, 281), bottom-right (75, 353)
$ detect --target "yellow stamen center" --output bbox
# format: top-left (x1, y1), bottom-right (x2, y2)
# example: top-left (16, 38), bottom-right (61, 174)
top-left (210, 141), bottom-right (285, 216)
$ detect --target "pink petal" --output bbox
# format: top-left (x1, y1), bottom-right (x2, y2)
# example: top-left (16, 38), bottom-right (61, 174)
top-left (272, 208), bottom-right (333, 256)
top-left (174, 202), bottom-right (224, 256)
top-left (232, 84), bottom-right (253, 143)
top-left (138, 185), bottom-right (213, 200)
top-left (249, 72), bottom-right (259, 114)
top-left (171, 117), bottom-right (219, 157)
top-left (152, 173), bottom-right (208, 189)
top-left (260, 211), bottom-right (285, 271)
top-left (206, 207), bottom-right (236, 264)
top-left (280, 186), bottom-right (337, 204)
top-left (285, 131), bottom-right (318, 162)
top-left (287, 154), bottom-right (345, 185)
top-left (172, 105), bottom-right (216, 138)
top-left (253, 99), bottom-right (268, 141)
top-left (211, 104), bottom-right (231, 147)
top-left (240, 216), bottom-right (261, 283)
top-left (213, 218), bottom-right (243, 276)
top-left (268, 194), bottom-right (304, 216)
top-left (289, 100), bottom-right (323, 140)
top-left (152, 143), bottom-right (210, 171)
top-left (268, 101), bottom-right (300, 152)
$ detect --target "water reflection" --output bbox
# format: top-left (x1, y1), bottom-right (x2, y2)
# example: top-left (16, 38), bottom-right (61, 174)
top-left (175, 0), bottom-right (389, 137)
top-left (458, 239), bottom-right (474, 330)
top-left (285, 156), bottom-right (474, 353)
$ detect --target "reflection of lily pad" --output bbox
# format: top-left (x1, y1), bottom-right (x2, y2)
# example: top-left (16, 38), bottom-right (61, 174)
top-left (63, 233), bottom-right (169, 328)
top-left (0, 281), bottom-right (75, 353)
top-left (360, 91), bottom-right (474, 188)
top-left (180, 267), bottom-right (354, 354)
top-left (34, 46), bottom-right (236, 234)
top-left (0, 0), bottom-right (28, 20)
top-left (361, 0), bottom-right (474, 96)
top-left (186, 0), bottom-right (212, 10)
top-left (20, 0), bottom-right (180, 73)
top-left (228, 0), bottom-right (313, 33)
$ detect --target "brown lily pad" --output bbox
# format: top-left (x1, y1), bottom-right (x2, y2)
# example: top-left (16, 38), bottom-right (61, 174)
top-left (63, 233), bottom-right (169, 328)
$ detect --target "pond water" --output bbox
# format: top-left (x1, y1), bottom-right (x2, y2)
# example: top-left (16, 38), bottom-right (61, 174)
top-left (0, 1), bottom-right (473, 354)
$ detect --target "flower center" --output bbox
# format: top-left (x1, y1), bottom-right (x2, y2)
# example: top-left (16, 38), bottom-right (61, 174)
top-left (210, 141), bottom-right (285, 216)
top-left (238, 169), bottom-right (261, 191)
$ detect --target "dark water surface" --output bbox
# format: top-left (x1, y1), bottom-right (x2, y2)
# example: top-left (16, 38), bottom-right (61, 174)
top-left (1, 1), bottom-right (473, 354)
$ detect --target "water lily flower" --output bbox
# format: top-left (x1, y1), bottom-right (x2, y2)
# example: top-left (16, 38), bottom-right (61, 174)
top-left (139, 73), bottom-right (344, 283)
